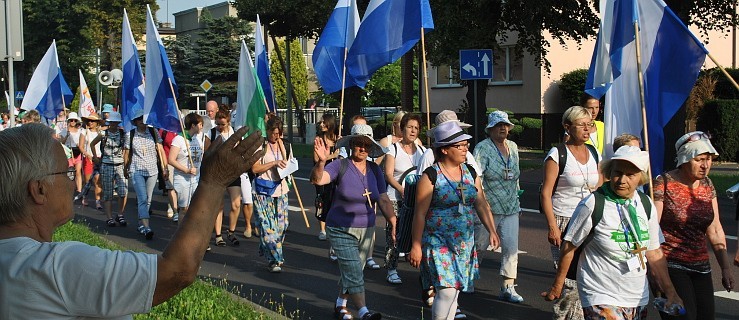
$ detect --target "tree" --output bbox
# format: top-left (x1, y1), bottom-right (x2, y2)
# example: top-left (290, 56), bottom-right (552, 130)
top-left (364, 61), bottom-right (402, 107)
top-left (163, 35), bottom-right (196, 108)
top-left (233, 0), bottom-right (335, 40)
top-left (558, 68), bottom-right (589, 107)
top-left (190, 11), bottom-right (254, 104)
top-left (270, 39), bottom-right (309, 111)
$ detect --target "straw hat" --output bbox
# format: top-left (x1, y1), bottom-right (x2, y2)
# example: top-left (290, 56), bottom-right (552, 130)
top-left (335, 124), bottom-right (388, 158)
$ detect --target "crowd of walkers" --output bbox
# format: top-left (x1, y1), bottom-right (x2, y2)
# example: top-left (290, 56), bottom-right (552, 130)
top-left (1, 95), bottom-right (738, 320)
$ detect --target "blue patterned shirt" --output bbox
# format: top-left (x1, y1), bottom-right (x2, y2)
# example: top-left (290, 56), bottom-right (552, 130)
top-left (473, 138), bottom-right (521, 216)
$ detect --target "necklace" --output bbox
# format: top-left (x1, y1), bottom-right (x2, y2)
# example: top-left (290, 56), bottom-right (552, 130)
top-left (439, 163), bottom-right (468, 214)
top-left (493, 139), bottom-right (512, 180)
top-left (569, 146), bottom-right (594, 197)
top-left (349, 161), bottom-right (372, 208)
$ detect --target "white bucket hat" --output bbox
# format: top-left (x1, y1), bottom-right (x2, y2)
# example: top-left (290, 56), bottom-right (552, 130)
top-left (428, 110), bottom-right (471, 135)
top-left (604, 145), bottom-right (650, 172)
top-left (66, 112), bottom-right (81, 122)
top-left (675, 131), bottom-right (718, 167)
top-left (336, 124), bottom-right (388, 158)
top-left (432, 121), bottom-right (472, 148)
top-left (486, 111), bottom-right (514, 129)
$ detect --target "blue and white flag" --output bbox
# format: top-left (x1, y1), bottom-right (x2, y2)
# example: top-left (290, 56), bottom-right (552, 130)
top-left (122, 8), bottom-right (146, 132)
top-left (585, 0), bottom-right (707, 175)
top-left (255, 15), bottom-right (276, 112)
top-left (143, 4), bottom-right (180, 133)
top-left (346, 0), bottom-right (434, 88)
top-left (20, 40), bottom-right (74, 120)
top-left (312, 0), bottom-right (360, 94)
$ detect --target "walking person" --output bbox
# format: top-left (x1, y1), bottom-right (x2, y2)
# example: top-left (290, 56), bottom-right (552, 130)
top-left (543, 146), bottom-right (683, 320)
top-left (311, 124), bottom-right (396, 320)
top-left (59, 112), bottom-right (85, 195)
top-left (77, 113), bottom-right (104, 209)
top-left (474, 111), bottom-right (524, 303)
top-left (653, 132), bottom-right (735, 320)
top-left (251, 117), bottom-right (293, 273)
top-left (169, 113), bottom-right (209, 223)
top-left (383, 113), bottom-right (425, 285)
top-left (409, 121), bottom-right (500, 320)
top-left (209, 111), bottom-right (242, 247)
top-left (89, 112), bottom-right (129, 228)
top-left (315, 113), bottom-right (340, 243)
top-left (125, 110), bottom-right (166, 240)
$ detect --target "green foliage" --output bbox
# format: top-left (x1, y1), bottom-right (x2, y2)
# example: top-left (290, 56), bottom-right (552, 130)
top-left (364, 61), bottom-right (402, 107)
top-left (708, 173), bottom-right (739, 198)
top-left (558, 68), bottom-right (589, 107)
top-left (703, 68), bottom-right (739, 100)
top-left (697, 99), bottom-right (739, 162)
top-left (163, 35), bottom-right (196, 105)
top-left (233, 0), bottom-right (335, 39)
top-left (190, 11), bottom-right (254, 103)
top-left (270, 39), bottom-right (309, 110)
top-left (520, 117), bottom-right (543, 129)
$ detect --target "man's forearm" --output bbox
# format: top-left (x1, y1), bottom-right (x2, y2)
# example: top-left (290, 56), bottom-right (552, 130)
top-left (310, 160), bottom-right (325, 184)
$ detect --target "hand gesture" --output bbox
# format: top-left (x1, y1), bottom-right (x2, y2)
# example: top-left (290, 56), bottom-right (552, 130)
top-left (199, 127), bottom-right (265, 188)
top-left (314, 137), bottom-right (329, 162)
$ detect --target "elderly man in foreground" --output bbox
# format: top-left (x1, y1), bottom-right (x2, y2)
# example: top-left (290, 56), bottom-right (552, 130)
top-left (0, 123), bottom-right (264, 319)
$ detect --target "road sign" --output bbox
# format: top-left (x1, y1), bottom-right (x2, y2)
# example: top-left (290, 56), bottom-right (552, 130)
top-left (190, 92), bottom-right (206, 97)
top-left (459, 49), bottom-right (493, 80)
top-left (200, 79), bottom-right (212, 92)
top-left (15, 91), bottom-right (24, 100)
top-left (0, 0), bottom-right (24, 61)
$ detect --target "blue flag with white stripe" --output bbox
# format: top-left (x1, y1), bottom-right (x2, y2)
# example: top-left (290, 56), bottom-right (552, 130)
top-left (143, 5), bottom-right (180, 133)
top-left (255, 15), bottom-right (277, 112)
top-left (346, 0), bottom-right (434, 88)
top-left (122, 9), bottom-right (146, 132)
top-left (312, 0), bottom-right (360, 94)
top-left (20, 40), bottom-right (74, 120)
top-left (585, 0), bottom-right (707, 175)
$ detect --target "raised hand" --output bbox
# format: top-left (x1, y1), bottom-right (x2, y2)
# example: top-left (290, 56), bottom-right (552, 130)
top-left (199, 127), bottom-right (265, 188)
top-left (314, 137), bottom-right (329, 162)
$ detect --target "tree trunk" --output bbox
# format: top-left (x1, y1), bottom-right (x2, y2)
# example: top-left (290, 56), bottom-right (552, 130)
top-left (401, 49), bottom-right (414, 112)
top-left (335, 86), bottom-right (363, 136)
top-left (464, 79), bottom-right (488, 146)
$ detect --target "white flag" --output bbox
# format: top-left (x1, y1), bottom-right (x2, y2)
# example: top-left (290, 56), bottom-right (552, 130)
top-left (78, 69), bottom-right (97, 119)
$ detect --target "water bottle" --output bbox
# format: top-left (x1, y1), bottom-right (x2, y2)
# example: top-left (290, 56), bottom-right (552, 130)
top-left (653, 297), bottom-right (686, 316)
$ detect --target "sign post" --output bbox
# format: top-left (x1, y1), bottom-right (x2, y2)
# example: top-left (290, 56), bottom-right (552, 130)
top-left (190, 92), bottom-right (206, 113)
top-left (459, 49), bottom-right (493, 143)
top-left (2, 0), bottom-right (24, 128)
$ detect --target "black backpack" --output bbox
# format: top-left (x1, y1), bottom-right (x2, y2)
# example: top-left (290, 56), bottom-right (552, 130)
top-left (563, 186), bottom-right (652, 280)
top-left (539, 143), bottom-right (600, 212)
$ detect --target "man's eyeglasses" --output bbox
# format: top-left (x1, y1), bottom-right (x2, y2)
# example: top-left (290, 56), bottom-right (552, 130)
top-left (449, 143), bottom-right (469, 150)
top-left (46, 167), bottom-right (76, 181)
top-left (678, 132), bottom-right (711, 149)
top-left (216, 123), bottom-right (228, 127)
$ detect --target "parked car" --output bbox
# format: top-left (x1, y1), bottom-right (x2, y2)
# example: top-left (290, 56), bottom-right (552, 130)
top-left (361, 106), bottom-right (398, 123)
top-left (727, 182), bottom-right (739, 219)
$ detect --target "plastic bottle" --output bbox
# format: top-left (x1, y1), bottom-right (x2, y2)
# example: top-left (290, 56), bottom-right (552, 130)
top-left (653, 297), bottom-right (686, 316)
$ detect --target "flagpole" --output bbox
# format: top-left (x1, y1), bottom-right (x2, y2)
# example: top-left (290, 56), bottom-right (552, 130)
top-left (276, 139), bottom-right (309, 228)
top-left (420, 28), bottom-right (431, 146)
top-left (338, 48), bottom-right (348, 135)
top-left (167, 78), bottom-right (195, 169)
top-left (707, 53), bottom-right (739, 91)
top-left (634, 21), bottom-right (654, 199)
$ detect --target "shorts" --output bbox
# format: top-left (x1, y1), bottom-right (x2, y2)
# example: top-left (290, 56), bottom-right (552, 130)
top-left (240, 173), bottom-right (254, 204)
top-left (174, 173), bottom-right (198, 208)
top-left (101, 163), bottom-right (127, 201)
top-left (68, 153), bottom-right (83, 167)
top-left (82, 157), bottom-right (94, 175)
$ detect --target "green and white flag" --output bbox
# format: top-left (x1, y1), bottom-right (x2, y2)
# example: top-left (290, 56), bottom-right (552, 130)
top-left (233, 39), bottom-right (267, 136)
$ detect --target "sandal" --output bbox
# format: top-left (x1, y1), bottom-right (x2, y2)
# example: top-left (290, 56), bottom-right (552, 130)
top-left (366, 258), bottom-right (381, 270)
top-left (106, 218), bottom-right (116, 227)
top-left (226, 232), bottom-right (240, 246)
top-left (215, 235), bottom-right (226, 247)
top-left (386, 269), bottom-right (402, 284)
top-left (454, 309), bottom-right (467, 319)
top-left (334, 306), bottom-right (353, 320)
top-left (421, 285), bottom-right (435, 307)
top-left (115, 215), bottom-right (127, 227)
top-left (95, 200), bottom-right (103, 210)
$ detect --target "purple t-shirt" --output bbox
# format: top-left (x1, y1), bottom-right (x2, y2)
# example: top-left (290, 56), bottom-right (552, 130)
top-left (324, 159), bottom-right (387, 228)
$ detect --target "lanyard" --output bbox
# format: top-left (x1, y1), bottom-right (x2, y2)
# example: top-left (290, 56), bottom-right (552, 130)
top-left (493, 140), bottom-right (510, 170)
top-left (439, 164), bottom-right (465, 203)
top-left (615, 202), bottom-right (639, 249)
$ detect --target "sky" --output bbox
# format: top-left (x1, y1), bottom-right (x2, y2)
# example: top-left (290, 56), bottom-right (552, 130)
top-left (156, 0), bottom-right (225, 25)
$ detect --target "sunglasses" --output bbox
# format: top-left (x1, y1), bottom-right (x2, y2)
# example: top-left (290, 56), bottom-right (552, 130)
top-left (678, 132), bottom-right (711, 149)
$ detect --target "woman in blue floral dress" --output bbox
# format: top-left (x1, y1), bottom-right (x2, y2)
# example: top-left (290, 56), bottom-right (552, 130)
top-left (409, 121), bottom-right (500, 320)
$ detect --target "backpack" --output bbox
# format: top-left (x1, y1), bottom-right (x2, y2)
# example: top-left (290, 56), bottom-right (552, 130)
top-left (391, 142), bottom-right (427, 186)
top-left (563, 187), bottom-right (652, 280)
top-left (422, 163), bottom-right (478, 185)
top-left (100, 128), bottom-right (125, 158)
top-left (127, 127), bottom-right (162, 171)
top-left (539, 143), bottom-right (600, 212)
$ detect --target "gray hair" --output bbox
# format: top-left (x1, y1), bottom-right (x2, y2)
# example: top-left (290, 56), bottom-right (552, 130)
top-left (0, 123), bottom-right (58, 224)
top-left (562, 106), bottom-right (591, 126)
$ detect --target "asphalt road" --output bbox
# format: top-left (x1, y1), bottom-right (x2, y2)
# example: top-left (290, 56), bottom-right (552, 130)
top-left (73, 158), bottom-right (739, 320)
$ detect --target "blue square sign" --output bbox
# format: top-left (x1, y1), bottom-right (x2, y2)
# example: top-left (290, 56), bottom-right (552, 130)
top-left (459, 49), bottom-right (493, 80)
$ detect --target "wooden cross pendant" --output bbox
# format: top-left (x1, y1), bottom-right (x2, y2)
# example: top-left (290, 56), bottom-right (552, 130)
top-left (363, 188), bottom-right (373, 208)
top-left (630, 242), bottom-right (647, 269)
top-left (457, 184), bottom-right (467, 203)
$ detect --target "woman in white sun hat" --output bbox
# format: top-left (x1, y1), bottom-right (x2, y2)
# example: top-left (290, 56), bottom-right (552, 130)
top-left (59, 112), bottom-right (85, 194)
top-left (653, 132), bottom-right (735, 320)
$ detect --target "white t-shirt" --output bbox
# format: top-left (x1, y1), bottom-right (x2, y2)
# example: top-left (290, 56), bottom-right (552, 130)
top-left (0, 237), bottom-right (157, 319)
top-left (416, 148), bottom-right (481, 176)
top-left (545, 146), bottom-right (601, 218)
top-left (83, 129), bottom-right (101, 156)
top-left (171, 133), bottom-right (205, 177)
top-left (564, 193), bottom-right (661, 308)
top-left (62, 128), bottom-right (85, 148)
top-left (385, 142), bottom-right (425, 201)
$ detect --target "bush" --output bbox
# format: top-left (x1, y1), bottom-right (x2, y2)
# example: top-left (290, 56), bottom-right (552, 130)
top-left (704, 68), bottom-right (739, 100)
top-left (697, 99), bottom-right (739, 162)
top-left (520, 117), bottom-right (542, 129)
top-left (558, 68), bottom-right (589, 107)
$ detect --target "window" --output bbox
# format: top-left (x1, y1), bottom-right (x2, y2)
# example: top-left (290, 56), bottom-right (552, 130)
top-left (434, 65), bottom-right (461, 87)
top-left (491, 46), bottom-right (523, 85)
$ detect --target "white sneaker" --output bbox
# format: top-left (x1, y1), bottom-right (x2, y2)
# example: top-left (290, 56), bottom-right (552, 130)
top-left (172, 213), bottom-right (179, 222)
top-left (499, 284), bottom-right (524, 303)
top-left (318, 231), bottom-right (327, 241)
top-left (166, 208), bottom-right (174, 218)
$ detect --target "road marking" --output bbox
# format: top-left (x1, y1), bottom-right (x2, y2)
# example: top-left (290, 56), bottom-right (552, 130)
top-left (492, 248), bottom-right (527, 254)
top-left (727, 235), bottom-right (737, 240)
top-left (714, 290), bottom-right (739, 301)
top-left (521, 208), bottom-right (540, 213)
top-left (294, 176), bottom-right (310, 181)
top-left (288, 205), bottom-right (309, 212)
